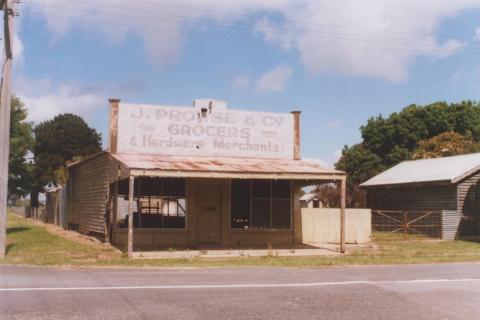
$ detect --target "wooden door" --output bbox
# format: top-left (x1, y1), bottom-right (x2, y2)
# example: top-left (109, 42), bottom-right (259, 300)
top-left (196, 182), bottom-right (223, 244)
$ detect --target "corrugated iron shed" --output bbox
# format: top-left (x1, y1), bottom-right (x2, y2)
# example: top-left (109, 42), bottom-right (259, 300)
top-left (361, 153), bottom-right (480, 187)
top-left (111, 153), bottom-right (344, 180)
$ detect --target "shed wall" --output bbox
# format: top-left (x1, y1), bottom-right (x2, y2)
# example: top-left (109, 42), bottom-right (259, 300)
top-left (457, 171), bottom-right (480, 235)
top-left (366, 185), bottom-right (457, 211)
top-left (67, 153), bottom-right (110, 237)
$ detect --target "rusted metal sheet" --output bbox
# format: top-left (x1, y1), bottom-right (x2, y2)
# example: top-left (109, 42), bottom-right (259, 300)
top-left (110, 153), bottom-right (344, 179)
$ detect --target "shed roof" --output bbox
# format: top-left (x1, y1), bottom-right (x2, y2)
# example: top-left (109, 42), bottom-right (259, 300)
top-left (111, 153), bottom-right (345, 180)
top-left (360, 153), bottom-right (480, 188)
top-left (299, 193), bottom-right (320, 202)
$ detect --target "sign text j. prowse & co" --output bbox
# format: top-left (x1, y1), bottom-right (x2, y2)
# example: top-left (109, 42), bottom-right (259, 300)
top-left (116, 103), bottom-right (294, 159)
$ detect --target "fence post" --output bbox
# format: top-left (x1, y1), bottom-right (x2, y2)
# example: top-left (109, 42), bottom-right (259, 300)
top-left (403, 211), bottom-right (408, 240)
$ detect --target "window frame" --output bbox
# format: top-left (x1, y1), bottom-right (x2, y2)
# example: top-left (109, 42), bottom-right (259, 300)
top-left (116, 178), bottom-right (189, 230)
top-left (229, 179), bottom-right (293, 231)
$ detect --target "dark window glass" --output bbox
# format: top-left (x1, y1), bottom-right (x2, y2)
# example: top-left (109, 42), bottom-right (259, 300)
top-left (272, 199), bottom-right (291, 229)
top-left (272, 180), bottom-right (291, 199)
top-left (163, 178), bottom-right (186, 197)
top-left (252, 179), bottom-right (271, 198)
top-left (231, 180), bottom-right (250, 228)
top-left (231, 179), bottom-right (292, 230)
top-left (252, 198), bottom-right (271, 228)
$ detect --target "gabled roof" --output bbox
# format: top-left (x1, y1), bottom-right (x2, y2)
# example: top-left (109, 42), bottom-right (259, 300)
top-left (360, 153), bottom-right (480, 188)
top-left (111, 153), bottom-right (345, 180)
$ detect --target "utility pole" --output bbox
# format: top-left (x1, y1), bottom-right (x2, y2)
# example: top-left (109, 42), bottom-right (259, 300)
top-left (0, 0), bottom-right (15, 259)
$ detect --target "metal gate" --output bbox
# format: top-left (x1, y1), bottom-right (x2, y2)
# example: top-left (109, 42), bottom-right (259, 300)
top-left (372, 210), bottom-right (442, 239)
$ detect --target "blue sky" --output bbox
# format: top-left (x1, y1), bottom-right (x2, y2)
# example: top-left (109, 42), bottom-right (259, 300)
top-left (10, 0), bottom-right (480, 166)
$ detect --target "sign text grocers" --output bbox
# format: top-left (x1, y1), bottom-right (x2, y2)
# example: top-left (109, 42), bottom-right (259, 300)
top-left (116, 103), bottom-right (294, 159)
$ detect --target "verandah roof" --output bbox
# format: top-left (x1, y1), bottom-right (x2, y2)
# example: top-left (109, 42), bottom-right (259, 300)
top-left (111, 153), bottom-right (345, 180)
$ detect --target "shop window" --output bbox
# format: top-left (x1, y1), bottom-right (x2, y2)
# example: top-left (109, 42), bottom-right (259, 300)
top-left (117, 178), bottom-right (187, 229)
top-left (231, 179), bottom-right (291, 230)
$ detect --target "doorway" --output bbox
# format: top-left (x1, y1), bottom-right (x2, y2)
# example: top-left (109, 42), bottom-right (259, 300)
top-left (196, 181), bottom-right (223, 244)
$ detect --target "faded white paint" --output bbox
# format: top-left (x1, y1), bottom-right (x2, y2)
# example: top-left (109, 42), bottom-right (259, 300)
top-left (301, 208), bottom-right (371, 244)
top-left (117, 103), bottom-right (294, 159)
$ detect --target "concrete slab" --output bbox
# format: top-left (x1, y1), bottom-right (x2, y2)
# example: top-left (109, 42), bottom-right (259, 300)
top-left (132, 244), bottom-right (347, 259)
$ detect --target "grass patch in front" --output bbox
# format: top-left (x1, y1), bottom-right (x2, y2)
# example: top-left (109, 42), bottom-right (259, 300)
top-left (2, 212), bottom-right (480, 267)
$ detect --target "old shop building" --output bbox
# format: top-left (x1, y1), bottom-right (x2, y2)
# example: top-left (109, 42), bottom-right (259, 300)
top-left (67, 99), bottom-right (347, 257)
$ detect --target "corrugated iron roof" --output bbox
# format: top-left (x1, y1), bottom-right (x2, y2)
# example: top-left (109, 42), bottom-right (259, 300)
top-left (361, 152), bottom-right (480, 187)
top-left (299, 193), bottom-right (320, 202)
top-left (111, 153), bottom-right (344, 180)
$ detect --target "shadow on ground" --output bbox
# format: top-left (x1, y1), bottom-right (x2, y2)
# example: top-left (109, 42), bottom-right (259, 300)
top-left (6, 227), bottom-right (30, 234)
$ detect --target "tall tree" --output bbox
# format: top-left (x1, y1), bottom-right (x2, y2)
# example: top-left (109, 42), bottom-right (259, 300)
top-left (8, 97), bottom-right (34, 204)
top-left (335, 101), bottom-right (480, 204)
top-left (31, 114), bottom-right (102, 207)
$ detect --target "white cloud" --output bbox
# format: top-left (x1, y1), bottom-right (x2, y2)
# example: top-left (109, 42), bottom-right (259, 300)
top-left (475, 27), bottom-right (480, 41)
top-left (31, 1), bottom-right (480, 80)
top-left (304, 150), bottom-right (343, 169)
top-left (327, 120), bottom-right (342, 129)
top-left (232, 73), bottom-right (251, 89)
top-left (302, 157), bottom-right (332, 169)
top-left (16, 78), bottom-right (104, 123)
top-left (256, 65), bottom-right (292, 92)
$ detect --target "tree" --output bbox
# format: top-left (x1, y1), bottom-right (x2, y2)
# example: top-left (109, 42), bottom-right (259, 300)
top-left (31, 114), bottom-right (102, 207)
top-left (335, 100), bottom-right (480, 197)
top-left (8, 97), bottom-right (34, 204)
top-left (412, 131), bottom-right (480, 159)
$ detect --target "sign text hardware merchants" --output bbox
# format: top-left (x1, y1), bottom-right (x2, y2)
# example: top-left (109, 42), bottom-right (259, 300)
top-left (117, 103), bottom-right (294, 159)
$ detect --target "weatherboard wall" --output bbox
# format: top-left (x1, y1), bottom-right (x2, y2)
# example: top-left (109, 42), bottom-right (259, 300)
top-left (456, 171), bottom-right (480, 235)
top-left (67, 153), bottom-right (110, 238)
top-left (366, 184), bottom-right (457, 212)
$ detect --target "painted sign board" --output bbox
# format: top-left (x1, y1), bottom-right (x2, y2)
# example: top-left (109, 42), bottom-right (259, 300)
top-left (116, 103), bottom-right (294, 159)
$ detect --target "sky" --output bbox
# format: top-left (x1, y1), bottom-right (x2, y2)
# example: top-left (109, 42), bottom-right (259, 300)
top-left (8, 0), bottom-right (480, 167)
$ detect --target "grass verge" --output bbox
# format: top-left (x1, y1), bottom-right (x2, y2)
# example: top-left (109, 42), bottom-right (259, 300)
top-left (2, 212), bottom-right (480, 268)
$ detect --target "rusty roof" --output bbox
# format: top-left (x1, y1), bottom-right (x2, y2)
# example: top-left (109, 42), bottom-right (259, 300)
top-left (111, 153), bottom-right (344, 180)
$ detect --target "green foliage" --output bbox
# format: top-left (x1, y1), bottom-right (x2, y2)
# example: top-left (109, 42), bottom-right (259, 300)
top-left (336, 101), bottom-right (480, 190)
top-left (8, 97), bottom-right (34, 204)
top-left (413, 131), bottom-right (480, 159)
top-left (31, 114), bottom-right (102, 206)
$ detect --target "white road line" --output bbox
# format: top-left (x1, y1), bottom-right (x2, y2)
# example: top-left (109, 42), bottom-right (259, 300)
top-left (0, 278), bottom-right (479, 292)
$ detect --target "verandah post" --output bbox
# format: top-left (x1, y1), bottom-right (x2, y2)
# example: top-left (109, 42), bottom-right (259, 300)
top-left (128, 175), bottom-right (135, 258)
top-left (340, 177), bottom-right (346, 253)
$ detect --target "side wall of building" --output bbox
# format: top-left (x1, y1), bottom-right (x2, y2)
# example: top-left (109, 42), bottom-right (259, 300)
top-left (457, 171), bottom-right (480, 235)
top-left (366, 185), bottom-right (457, 211)
top-left (67, 153), bottom-right (110, 238)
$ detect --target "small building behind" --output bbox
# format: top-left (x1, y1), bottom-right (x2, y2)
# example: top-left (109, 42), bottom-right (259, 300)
top-left (361, 153), bottom-right (480, 239)
top-left (300, 192), bottom-right (322, 208)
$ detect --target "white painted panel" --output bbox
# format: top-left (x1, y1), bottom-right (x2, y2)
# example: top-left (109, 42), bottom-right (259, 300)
top-left (117, 103), bottom-right (294, 159)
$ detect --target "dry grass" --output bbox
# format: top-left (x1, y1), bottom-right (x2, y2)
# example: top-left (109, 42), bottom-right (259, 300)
top-left (2, 212), bottom-right (480, 268)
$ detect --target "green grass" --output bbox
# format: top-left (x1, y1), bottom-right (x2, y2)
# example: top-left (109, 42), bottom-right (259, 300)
top-left (2, 212), bottom-right (480, 268)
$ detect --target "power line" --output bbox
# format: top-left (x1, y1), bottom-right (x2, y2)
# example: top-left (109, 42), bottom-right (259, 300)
top-left (28, 0), bottom-right (476, 42)
top-left (19, 9), bottom-right (480, 55)
top-left (74, 0), bottom-right (477, 40)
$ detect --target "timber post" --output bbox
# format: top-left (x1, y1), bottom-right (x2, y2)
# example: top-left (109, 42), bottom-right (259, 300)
top-left (127, 175), bottom-right (135, 258)
top-left (340, 177), bottom-right (346, 253)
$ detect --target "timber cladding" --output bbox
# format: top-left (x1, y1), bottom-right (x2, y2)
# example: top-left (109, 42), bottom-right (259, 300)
top-left (67, 153), bottom-right (110, 237)
top-left (366, 184), bottom-right (457, 211)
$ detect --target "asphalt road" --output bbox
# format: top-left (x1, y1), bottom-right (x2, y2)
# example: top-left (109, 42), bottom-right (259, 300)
top-left (1, 263), bottom-right (479, 320)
